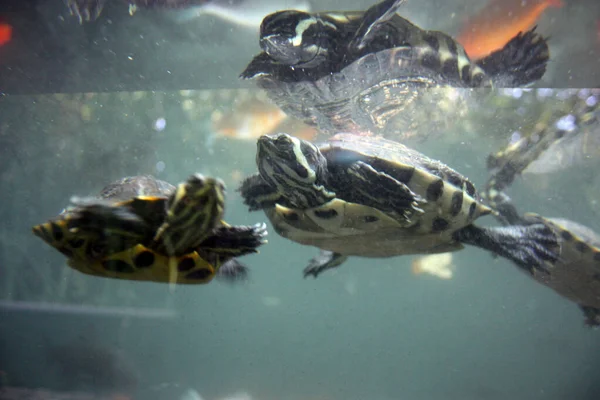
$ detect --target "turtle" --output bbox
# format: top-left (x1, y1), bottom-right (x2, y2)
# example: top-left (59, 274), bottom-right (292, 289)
top-left (237, 132), bottom-right (558, 279)
top-left (33, 174), bottom-right (268, 284)
top-left (240, 0), bottom-right (550, 134)
top-left (482, 99), bottom-right (600, 327)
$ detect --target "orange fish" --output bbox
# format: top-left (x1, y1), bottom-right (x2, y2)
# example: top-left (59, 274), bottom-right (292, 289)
top-left (212, 99), bottom-right (287, 140)
top-left (212, 98), bottom-right (317, 141)
top-left (0, 23), bottom-right (12, 46)
top-left (457, 0), bottom-right (563, 59)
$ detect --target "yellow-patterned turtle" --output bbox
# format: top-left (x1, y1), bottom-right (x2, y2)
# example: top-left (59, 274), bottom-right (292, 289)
top-left (33, 174), bottom-right (267, 284)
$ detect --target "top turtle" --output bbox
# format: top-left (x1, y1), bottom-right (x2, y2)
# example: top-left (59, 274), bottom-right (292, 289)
top-left (33, 174), bottom-right (267, 284)
top-left (241, 0), bottom-right (550, 133)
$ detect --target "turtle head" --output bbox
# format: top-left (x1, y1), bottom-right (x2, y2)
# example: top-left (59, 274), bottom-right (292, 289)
top-left (256, 133), bottom-right (335, 208)
top-left (259, 10), bottom-right (332, 68)
top-left (159, 174), bottom-right (226, 255)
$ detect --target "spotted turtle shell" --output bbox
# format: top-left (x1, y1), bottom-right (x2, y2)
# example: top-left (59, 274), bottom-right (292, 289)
top-left (266, 133), bottom-right (493, 257)
top-left (524, 214), bottom-right (600, 310)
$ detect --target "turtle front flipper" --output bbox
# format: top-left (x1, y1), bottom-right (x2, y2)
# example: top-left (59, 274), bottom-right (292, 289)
top-left (66, 0), bottom-right (107, 23)
top-left (345, 161), bottom-right (425, 225)
top-left (238, 174), bottom-right (284, 211)
top-left (454, 223), bottom-right (559, 276)
top-left (476, 27), bottom-right (549, 87)
top-left (350, 0), bottom-right (406, 51)
top-left (200, 223), bottom-right (268, 258)
top-left (580, 305), bottom-right (600, 327)
top-left (303, 250), bottom-right (348, 278)
top-left (155, 174), bottom-right (225, 256)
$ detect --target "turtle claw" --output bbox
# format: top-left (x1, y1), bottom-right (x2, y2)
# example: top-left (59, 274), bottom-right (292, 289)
top-left (201, 222), bottom-right (268, 257)
top-left (303, 251), bottom-right (348, 279)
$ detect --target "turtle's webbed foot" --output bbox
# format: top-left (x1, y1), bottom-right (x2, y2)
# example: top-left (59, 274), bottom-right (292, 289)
top-left (303, 251), bottom-right (348, 279)
top-left (478, 27), bottom-right (549, 87)
top-left (237, 174), bottom-right (280, 211)
top-left (66, 0), bottom-right (106, 23)
top-left (346, 161), bottom-right (425, 224)
top-left (455, 223), bottom-right (558, 276)
top-left (203, 223), bottom-right (268, 257)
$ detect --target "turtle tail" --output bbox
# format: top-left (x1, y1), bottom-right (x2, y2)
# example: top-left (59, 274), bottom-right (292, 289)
top-left (476, 27), bottom-right (550, 87)
top-left (454, 223), bottom-right (559, 276)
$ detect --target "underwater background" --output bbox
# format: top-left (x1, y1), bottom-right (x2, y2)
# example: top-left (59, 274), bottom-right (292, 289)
top-left (1, 1), bottom-right (600, 400)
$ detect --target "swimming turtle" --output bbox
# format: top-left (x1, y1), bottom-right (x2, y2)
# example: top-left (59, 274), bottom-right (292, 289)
top-left (33, 174), bottom-right (267, 284)
top-left (238, 133), bottom-right (558, 279)
top-left (483, 99), bottom-right (600, 326)
top-left (240, 0), bottom-right (550, 134)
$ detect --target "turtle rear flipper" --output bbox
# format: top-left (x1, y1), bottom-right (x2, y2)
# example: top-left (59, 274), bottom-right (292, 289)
top-left (477, 27), bottom-right (549, 87)
top-left (68, 196), bottom-right (150, 242)
top-left (454, 223), bottom-right (559, 276)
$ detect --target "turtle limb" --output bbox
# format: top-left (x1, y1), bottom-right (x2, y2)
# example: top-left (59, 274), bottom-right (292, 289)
top-left (580, 305), bottom-right (600, 327)
top-left (345, 161), bottom-right (425, 224)
top-left (67, 197), bottom-right (150, 243)
top-left (477, 27), bottom-right (549, 87)
top-left (303, 250), bottom-right (348, 278)
top-left (215, 259), bottom-right (250, 284)
top-left (238, 174), bottom-right (284, 211)
top-left (350, 0), bottom-right (407, 51)
top-left (200, 223), bottom-right (268, 258)
top-left (454, 223), bottom-right (558, 276)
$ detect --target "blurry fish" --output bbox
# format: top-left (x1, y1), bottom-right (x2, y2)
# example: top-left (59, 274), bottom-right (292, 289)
top-left (211, 98), bottom-right (317, 141)
top-left (172, 0), bottom-right (311, 28)
top-left (411, 252), bottom-right (454, 280)
top-left (0, 22), bottom-right (12, 46)
top-left (456, 0), bottom-right (563, 59)
top-left (523, 130), bottom-right (600, 175)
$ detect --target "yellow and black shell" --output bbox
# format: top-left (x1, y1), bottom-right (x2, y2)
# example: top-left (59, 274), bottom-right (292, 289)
top-left (267, 133), bottom-right (493, 257)
top-left (241, 0), bottom-right (550, 134)
top-left (33, 174), bottom-right (267, 284)
top-left (520, 214), bottom-right (600, 326)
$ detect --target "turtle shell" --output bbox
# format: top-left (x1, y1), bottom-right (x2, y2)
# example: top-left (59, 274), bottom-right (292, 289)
top-left (32, 174), bottom-right (263, 284)
top-left (265, 133), bottom-right (492, 257)
top-left (523, 214), bottom-right (600, 312)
